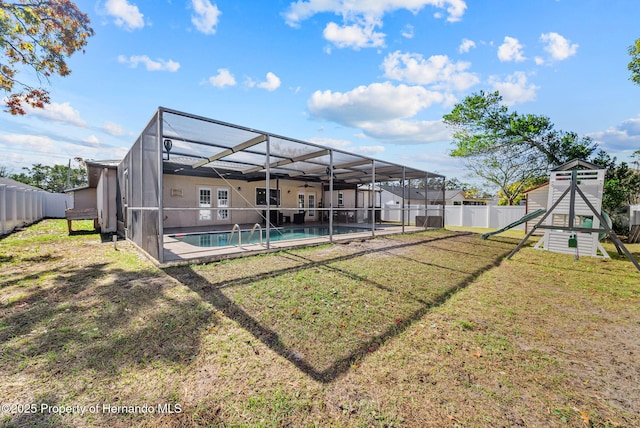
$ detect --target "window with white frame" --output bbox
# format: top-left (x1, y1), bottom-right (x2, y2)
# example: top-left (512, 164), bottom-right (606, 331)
top-left (337, 191), bottom-right (344, 207)
top-left (298, 193), bottom-right (305, 213)
top-left (217, 188), bottom-right (229, 220)
top-left (308, 194), bottom-right (315, 217)
top-left (199, 187), bottom-right (212, 221)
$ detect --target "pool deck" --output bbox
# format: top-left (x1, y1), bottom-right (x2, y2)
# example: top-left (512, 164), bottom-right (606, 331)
top-left (161, 222), bottom-right (427, 265)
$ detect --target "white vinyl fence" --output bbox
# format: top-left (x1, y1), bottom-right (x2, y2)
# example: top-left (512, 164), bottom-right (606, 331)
top-left (444, 205), bottom-right (526, 229)
top-left (382, 203), bottom-right (527, 230)
top-left (0, 184), bottom-right (73, 235)
top-left (631, 205), bottom-right (640, 227)
top-left (381, 203), bottom-right (444, 224)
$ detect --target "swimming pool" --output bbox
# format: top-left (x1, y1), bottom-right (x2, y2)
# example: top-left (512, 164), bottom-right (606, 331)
top-left (171, 225), bottom-right (372, 247)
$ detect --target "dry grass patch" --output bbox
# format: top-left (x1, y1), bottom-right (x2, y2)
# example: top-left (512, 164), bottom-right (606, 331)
top-left (1, 220), bottom-right (639, 427)
top-left (165, 231), bottom-right (511, 382)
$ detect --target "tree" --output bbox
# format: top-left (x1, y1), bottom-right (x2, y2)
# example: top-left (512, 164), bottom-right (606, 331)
top-left (632, 149), bottom-right (640, 171)
top-left (10, 162), bottom-right (87, 192)
top-left (443, 177), bottom-right (491, 200)
top-left (443, 90), bottom-right (597, 204)
top-left (628, 38), bottom-right (640, 86)
top-left (444, 177), bottom-right (467, 190)
top-left (1, 1), bottom-right (94, 114)
top-left (497, 176), bottom-right (547, 206)
top-left (592, 151), bottom-right (640, 208)
top-left (589, 150), bottom-right (640, 234)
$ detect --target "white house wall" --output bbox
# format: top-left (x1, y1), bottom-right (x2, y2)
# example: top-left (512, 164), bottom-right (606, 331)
top-left (73, 188), bottom-right (97, 210)
top-left (162, 174), bottom-right (325, 229)
top-left (326, 188), bottom-right (357, 209)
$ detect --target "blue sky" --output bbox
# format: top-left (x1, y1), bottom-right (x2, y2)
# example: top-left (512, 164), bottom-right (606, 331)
top-left (1, 0), bottom-right (639, 187)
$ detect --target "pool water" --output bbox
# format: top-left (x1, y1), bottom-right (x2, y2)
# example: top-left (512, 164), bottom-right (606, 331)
top-left (171, 225), bottom-right (371, 247)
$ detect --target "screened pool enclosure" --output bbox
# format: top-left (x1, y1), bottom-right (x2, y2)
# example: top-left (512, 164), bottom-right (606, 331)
top-left (116, 107), bottom-right (445, 264)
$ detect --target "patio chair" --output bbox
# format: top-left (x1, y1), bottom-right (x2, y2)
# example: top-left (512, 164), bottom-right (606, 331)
top-left (293, 211), bottom-right (306, 224)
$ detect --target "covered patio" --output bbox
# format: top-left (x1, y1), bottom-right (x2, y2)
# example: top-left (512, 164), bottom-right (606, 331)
top-left (116, 107), bottom-right (445, 264)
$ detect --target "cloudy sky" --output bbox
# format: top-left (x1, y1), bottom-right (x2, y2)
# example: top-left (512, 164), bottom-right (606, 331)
top-left (1, 0), bottom-right (639, 185)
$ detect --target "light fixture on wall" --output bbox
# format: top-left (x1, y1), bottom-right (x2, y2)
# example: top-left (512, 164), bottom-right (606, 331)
top-left (237, 186), bottom-right (242, 191)
top-left (163, 139), bottom-right (173, 160)
top-left (287, 190), bottom-right (291, 194)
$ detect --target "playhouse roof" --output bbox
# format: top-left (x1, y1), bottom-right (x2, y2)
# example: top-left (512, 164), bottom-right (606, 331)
top-left (552, 159), bottom-right (603, 171)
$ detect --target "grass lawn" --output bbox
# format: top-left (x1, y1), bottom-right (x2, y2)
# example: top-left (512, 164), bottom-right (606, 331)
top-left (0, 219), bottom-right (639, 427)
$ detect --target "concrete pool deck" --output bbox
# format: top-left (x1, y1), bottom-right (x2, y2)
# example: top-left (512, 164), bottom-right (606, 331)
top-left (161, 223), bottom-right (428, 265)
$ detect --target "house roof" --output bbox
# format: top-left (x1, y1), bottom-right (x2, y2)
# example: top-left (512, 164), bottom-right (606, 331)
top-left (154, 107), bottom-right (444, 186)
top-left (85, 160), bottom-right (119, 169)
top-left (523, 181), bottom-right (549, 194)
top-left (379, 184), bottom-right (461, 201)
top-left (0, 177), bottom-right (44, 192)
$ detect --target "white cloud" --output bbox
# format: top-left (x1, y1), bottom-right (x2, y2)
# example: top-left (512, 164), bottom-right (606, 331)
top-left (0, 134), bottom-right (57, 152)
top-left (358, 119), bottom-right (451, 143)
top-left (118, 55), bottom-right (180, 72)
top-left (308, 82), bottom-right (444, 126)
top-left (308, 137), bottom-right (384, 154)
top-left (284, 0), bottom-right (467, 26)
top-left (0, 132), bottom-right (129, 169)
top-left (208, 68), bottom-right (236, 87)
top-left (323, 21), bottom-right (385, 49)
top-left (22, 102), bottom-right (87, 127)
top-left (191, 0), bottom-right (221, 35)
top-left (308, 137), bottom-right (352, 149)
top-left (402, 24), bottom-right (414, 39)
top-left (105, 0), bottom-right (144, 31)
top-left (489, 72), bottom-right (538, 105)
top-left (307, 82), bottom-right (453, 143)
top-left (102, 121), bottom-right (129, 136)
top-left (459, 38), bottom-right (475, 53)
top-left (355, 145), bottom-right (385, 154)
top-left (497, 36), bottom-right (526, 62)
top-left (382, 51), bottom-right (479, 91)
top-left (247, 72), bottom-right (281, 91)
top-left (283, 0), bottom-right (466, 49)
top-left (83, 135), bottom-right (100, 147)
top-left (587, 115), bottom-right (640, 153)
top-left (540, 32), bottom-right (578, 61)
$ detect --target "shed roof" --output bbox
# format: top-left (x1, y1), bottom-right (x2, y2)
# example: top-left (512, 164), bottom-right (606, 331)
top-left (84, 160), bottom-right (118, 188)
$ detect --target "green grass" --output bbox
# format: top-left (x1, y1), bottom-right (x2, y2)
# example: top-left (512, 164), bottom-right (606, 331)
top-left (0, 220), bottom-right (639, 427)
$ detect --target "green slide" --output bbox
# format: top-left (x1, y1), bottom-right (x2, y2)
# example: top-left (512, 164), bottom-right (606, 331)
top-left (481, 208), bottom-right (546, 240)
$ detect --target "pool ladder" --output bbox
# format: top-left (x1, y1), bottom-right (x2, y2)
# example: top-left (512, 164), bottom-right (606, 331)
top-left (248, 223), bottom-right (263, 246)
top-left (229, 223), bottom-right (263, 247)
top-left (229, 224), bottom-right (241, 246)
